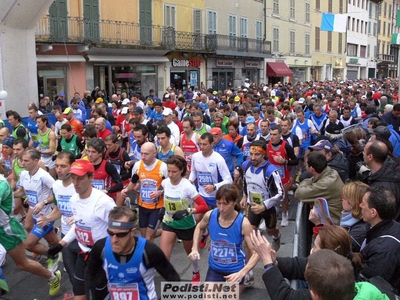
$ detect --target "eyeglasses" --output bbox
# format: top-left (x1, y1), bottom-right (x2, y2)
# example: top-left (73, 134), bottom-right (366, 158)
top-left (107, 229), bottom-right (131, 238)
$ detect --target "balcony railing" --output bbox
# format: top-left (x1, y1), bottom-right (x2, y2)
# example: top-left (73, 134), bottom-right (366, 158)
top-left (378, 54), bottom-right (395, 63)
top-left (35, 15), bottom-right (271, 55)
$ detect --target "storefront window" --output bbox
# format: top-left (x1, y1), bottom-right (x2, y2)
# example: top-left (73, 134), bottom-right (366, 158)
top-left (94, 65), bottom-right (157, 99)
top-left (212, 70), bottom-right (233, 91)
top-left (37, 66), bottom-right (67, 101)
top-left (241, 69), bottom-right (259, 84)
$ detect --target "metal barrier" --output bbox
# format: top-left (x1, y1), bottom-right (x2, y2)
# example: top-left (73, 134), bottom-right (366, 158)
top-left (290, 200), bottom-right (312, 289)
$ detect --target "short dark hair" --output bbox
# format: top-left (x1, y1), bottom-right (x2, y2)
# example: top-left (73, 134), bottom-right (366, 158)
top-left (156, 125), bottom-right (171, 137)
top-left (270, 124), bottom-right (282, 134)
top-left (365, 140), bottom-right (387, 164)
top-left (109, 206), bottom-right (136, 222)
top-left (56, 151), bottom-right (76, 165)
top-left (307, 152), bottom-right (327, 173)
top-left (133, 124), bottom-right (148, 137)
top-left (87, 138), bottom-right (106, 154)
top-left (305, 249), bottom-right (355, 300)
top-left (60, 123), bottom-right (72, 132)
top-left (200, 132), bottom-right (213, 144)
top-left (84, 125), bottom-right (97, 138)
top-left (182, 117), bottom-right (195, 130)
top-left (13, 138), bottom-right (28, 148)
top-left (365, 186), bottom-right (397, 220)
top-left (104, 133), bottom-right (119, 143)
top-left (393, 103), bottom-right (400, 111)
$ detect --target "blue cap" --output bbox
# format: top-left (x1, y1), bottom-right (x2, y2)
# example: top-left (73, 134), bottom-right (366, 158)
top-left (59, 92), bottom-right (65, 97)
top-left (245, 116), bottom-right (256, 124)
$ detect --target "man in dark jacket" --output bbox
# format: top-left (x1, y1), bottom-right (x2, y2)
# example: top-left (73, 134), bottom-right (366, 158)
top-left (359, 186), bottom-right (400, 291)
top-left (362, 140), bottom-right (400, 221)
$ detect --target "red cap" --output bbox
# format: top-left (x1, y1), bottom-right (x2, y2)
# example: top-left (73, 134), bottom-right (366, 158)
top-left (210, 127), bottom-right (222, 135)
top-left (372, 92), bottom-right (381, 99)
top-left (70, 159), bottom-right (95, 176)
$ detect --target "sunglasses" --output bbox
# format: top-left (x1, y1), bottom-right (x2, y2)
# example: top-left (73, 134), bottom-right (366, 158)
top-left (107, 229), bottom-right (131, 238)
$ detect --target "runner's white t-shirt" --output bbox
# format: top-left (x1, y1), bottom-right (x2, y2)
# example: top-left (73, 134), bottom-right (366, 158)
top-left (52, 180), bottom-right (76, 235)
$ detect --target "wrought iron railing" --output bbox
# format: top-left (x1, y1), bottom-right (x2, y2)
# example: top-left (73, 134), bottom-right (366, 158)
top-left (35, 15), bottom-right (271, 54)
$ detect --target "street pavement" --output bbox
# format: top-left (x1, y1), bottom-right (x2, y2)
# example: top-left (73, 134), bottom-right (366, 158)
top-left (1, 197), bottom-right (298, 300)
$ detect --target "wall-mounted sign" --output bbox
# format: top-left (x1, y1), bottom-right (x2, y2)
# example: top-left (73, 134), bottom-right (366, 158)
top-left (172, 58), bottom-right (201, 68)
top-left (349, 58), bottom-right (359, 64)
top-left (244, 61), bottom-right (260, 68)
top-left (216, 60), bottom-right (234, 67)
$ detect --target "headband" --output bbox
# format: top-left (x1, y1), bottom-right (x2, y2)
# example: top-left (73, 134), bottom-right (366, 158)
top-left (250, 146), bottom-right (266, 155)
top-left (108, 220), bottom-right (136, 230)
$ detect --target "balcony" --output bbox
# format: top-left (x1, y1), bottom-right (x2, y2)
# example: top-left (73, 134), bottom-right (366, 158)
top-left (35, 15), bottom-right (271, 56)
top-left (378, 54), bottom-right (395, 64)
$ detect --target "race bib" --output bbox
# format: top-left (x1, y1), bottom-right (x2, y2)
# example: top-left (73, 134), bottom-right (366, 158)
top-left (57, 195), bottom-right (72, 216)
top-left (92, 179), bottom-right (105, 190)
top-left (249, 192), bottom-right (263, 205)
top-left (164, 195), bottom-right (183, 215)
top-left (75, 225), bottom-right (94, 246)
top-left (275, 165), bottom-right (285, 178)
top-left (243, 144), bottom-right (250, 157)
top-left (140, 179), bottom-right (157, 203)
top-left (109, 283), bottom-right (139, 300)
top-left (26, 190), bottom-right (39, 207)
top-left (210, 240), bottom-right (238, 264)
top-left (198, 172), bottom-right (213, 186)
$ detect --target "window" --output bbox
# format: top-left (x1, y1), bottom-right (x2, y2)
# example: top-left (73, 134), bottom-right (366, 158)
top-left (306, 2), bottom-right (311, 22)
top-left (290, 30), bottom-right (295, 53)
top-left (378, 20), bottom-right (381, 34)
top-left (389, 4), bottom-right (392, 18)
top-left (360, 45), bottom-right (366, 58)
top-left (339, 0), bottom-right (344, 13)
top-left (273, 0), bottom-right (279, 14)
top-left (164, 4), bottom-right (176, 27)
top-left (367, 45), bottom-right (370, 57)
top-left (347, 43), bottom-right (358, 56)
top-left (273, 27), bottom-right (279, 52)
top-left (228, 15), bottom-right (236, 37)
top-left (290, 0), bottom-right (295, 19)
top-left (327, 32), bottom-right (332, 52)
top-left (375, 5), bottom-right (379, 18)
top-left (352, 18), bottom-right (355, 31)
top-left (373, 23), bottom-right (377, 36)
top-left (382, 42), bottom-right (385, 54)
top-left (369, 2), bottom-right (373, 18)
top-left (357, 19), bottom-right (359, 32)
top-left (193, 9), bottom-right (202, 34)
top-left (388, 22), bottom-right (391, 36)
top-left (379, 2), bottom-right (382, 16)
top-left (368, 22), bottom-right (371, 34)
top-left (383, 21), bottom-right (386, 36)
top-left (316, 0), bottom-right (320, 10)
top-left (361, 21), bottom-right (363, 33)
top-left (305, 33), bottom-right (310, 55)
top-left (374, 45), bottom-right (377, 57)
top-left (256, 21), bottom-right (262, 40)
top-left (207, 10), bottom-right (217, 34)
top-left (348, 16), bottom-right (351, 30)
top-left (339, 33), bottom-right (343, 54)
top-left (315, 27), bottom-right (320, 51)
top-left (240, 17), bottom-right (248, 38)
top-left (328, 0), bottom-right (333, 13)
top-left (384, 2), bottom-right (387, 18)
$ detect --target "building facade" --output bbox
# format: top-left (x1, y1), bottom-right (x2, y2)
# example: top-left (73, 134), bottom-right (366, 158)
top-left (310, 0), bottom-right (346, 81)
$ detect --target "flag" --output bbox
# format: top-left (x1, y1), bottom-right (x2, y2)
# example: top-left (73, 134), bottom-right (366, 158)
top-left (397, 10), bottom-right (400, 27)
top-left (321, 13), bottom-right (347, 33)
top-left (392, 33), bottom-right (400, 45)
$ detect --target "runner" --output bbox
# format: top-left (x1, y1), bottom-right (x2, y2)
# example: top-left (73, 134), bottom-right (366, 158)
top-left (180, 117), bottom-right (200, 172)
top-left (159, 156), bottom-right (208, 283)
top-left (189, 184), bottom-right (259, 295)
top-left (36, 115), bottom-right (57, 178)
top-left (47, 159), bottom-right (116, 300)
top-left (156, 125), bottom-right (184, 163)
top-left (85, 206), bottom-right (180, 300)
top-left (0, 173), bottom-right (61, 296)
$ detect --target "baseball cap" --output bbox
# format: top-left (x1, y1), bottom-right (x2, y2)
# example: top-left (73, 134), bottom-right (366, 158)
top-left (162, 107), bottom-right (173, 116)
top-left (147, 99), bottom-right (154, 105)
top-left (133, 107), bottom-right (144, 115)
top-left (210, 127), bottom-right (222, 135)
top-left (122, 98), bottom-right (130, 105)
top-left (149, 89), bottom-right (155, 93)
top-left (63, 107), bottom-right (73, 114)
top-left (59, 92), bottom-right (65, 97)
top-left (373, 126), bottom-right (391, 140)
top-left (245, 116), bottom-right (256, 124)
top-left (121, 107), bottom-right (129, 114)
top-left (361, 95), bottom-right (367, 100)
top-left (70, 159), bottom-right (95, 176)
top-left (95, 97), bottom-right (104, 104)
top-left (234, 96), bottom-right (241, 102)
top-left (309, 140), bottom-right (334, 152)
top-left (2, 136), bottom-right (15, 148)
top-left (298, 97), bottom-right (305, 104)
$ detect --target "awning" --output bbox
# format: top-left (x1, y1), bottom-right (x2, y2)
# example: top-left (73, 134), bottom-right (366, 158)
top-left (87, 55), bottom-right (169, 63)
top-left (36, 55), bottom-right (86, 62)
top-left (266, 62), bottom-right (293, 77)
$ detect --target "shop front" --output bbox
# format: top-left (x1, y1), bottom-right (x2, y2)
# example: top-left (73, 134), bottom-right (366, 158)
top-left (265, 60), bottom-right (293, 85)
top-left (168, 56), bottom-right (203, 91)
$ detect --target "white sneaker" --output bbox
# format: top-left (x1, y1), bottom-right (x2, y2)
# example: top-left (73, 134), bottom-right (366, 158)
top-left (281, 212), bottom-right (289, 227)
top-left (244, 270), bottom-right (254, 286)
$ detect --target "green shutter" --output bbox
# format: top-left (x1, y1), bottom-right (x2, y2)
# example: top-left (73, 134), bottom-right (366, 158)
top-left (83, 0), bottom-right (99, 43)
top-left (140, 0), bottom-right (152, 45)
top-left (49, 0), bottom-right (68, 42)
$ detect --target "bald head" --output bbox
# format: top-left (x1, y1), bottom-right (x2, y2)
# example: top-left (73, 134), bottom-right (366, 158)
top-left (0, 127), bottom-right (10, 142)
top-left (95, 117), bottom-right (106, 131)
top-left (141, 142), bottom-right (157, 165)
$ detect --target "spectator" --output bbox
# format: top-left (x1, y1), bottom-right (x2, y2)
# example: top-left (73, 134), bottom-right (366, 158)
top-left (295, 152), bottom-right (343, 225)
top-left (359, 186), bottom-right (400, 291)
top-left (381, 103), bottom-right (400, 134)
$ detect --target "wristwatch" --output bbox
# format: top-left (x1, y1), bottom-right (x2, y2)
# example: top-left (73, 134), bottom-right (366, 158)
top-left (213, 184), bottom-right (217, 191)
top-left (43, 199), bottom-right (49, 205)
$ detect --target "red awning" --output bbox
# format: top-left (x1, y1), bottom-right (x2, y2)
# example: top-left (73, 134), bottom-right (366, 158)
top-left (266, 62), bottom-right (293, 77)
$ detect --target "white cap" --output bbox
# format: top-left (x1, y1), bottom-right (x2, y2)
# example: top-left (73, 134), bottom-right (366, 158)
top-left (298, 97), bottom-right (305, 103)
top-left (121, 107), bottom-right (129, 114)
top-left (162, 107), bottom-right (173, 116)
top-left (122, 98), bottom-right (130, 105)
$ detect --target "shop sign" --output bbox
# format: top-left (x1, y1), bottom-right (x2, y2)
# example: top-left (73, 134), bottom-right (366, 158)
top-left (115, 73), bottom-right (136, 78)
top-left (172, 58), bottom-right (201, 68)
top-left (349, 58), bottom-right (359, 64)
top-left (216, 60), bottom-right (234, 67)
top-left (244, 61), bottom-right (260, 68)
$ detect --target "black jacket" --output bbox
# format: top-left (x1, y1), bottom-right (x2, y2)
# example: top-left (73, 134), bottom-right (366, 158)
top-left (360, 219), bottom-right (400, 290)
top-left (346, 219), bottom-right (368, 253)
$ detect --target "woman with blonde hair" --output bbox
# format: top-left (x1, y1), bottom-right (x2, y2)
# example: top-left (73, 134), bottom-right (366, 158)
top-left (340, 181), bottom-right (369, 252)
